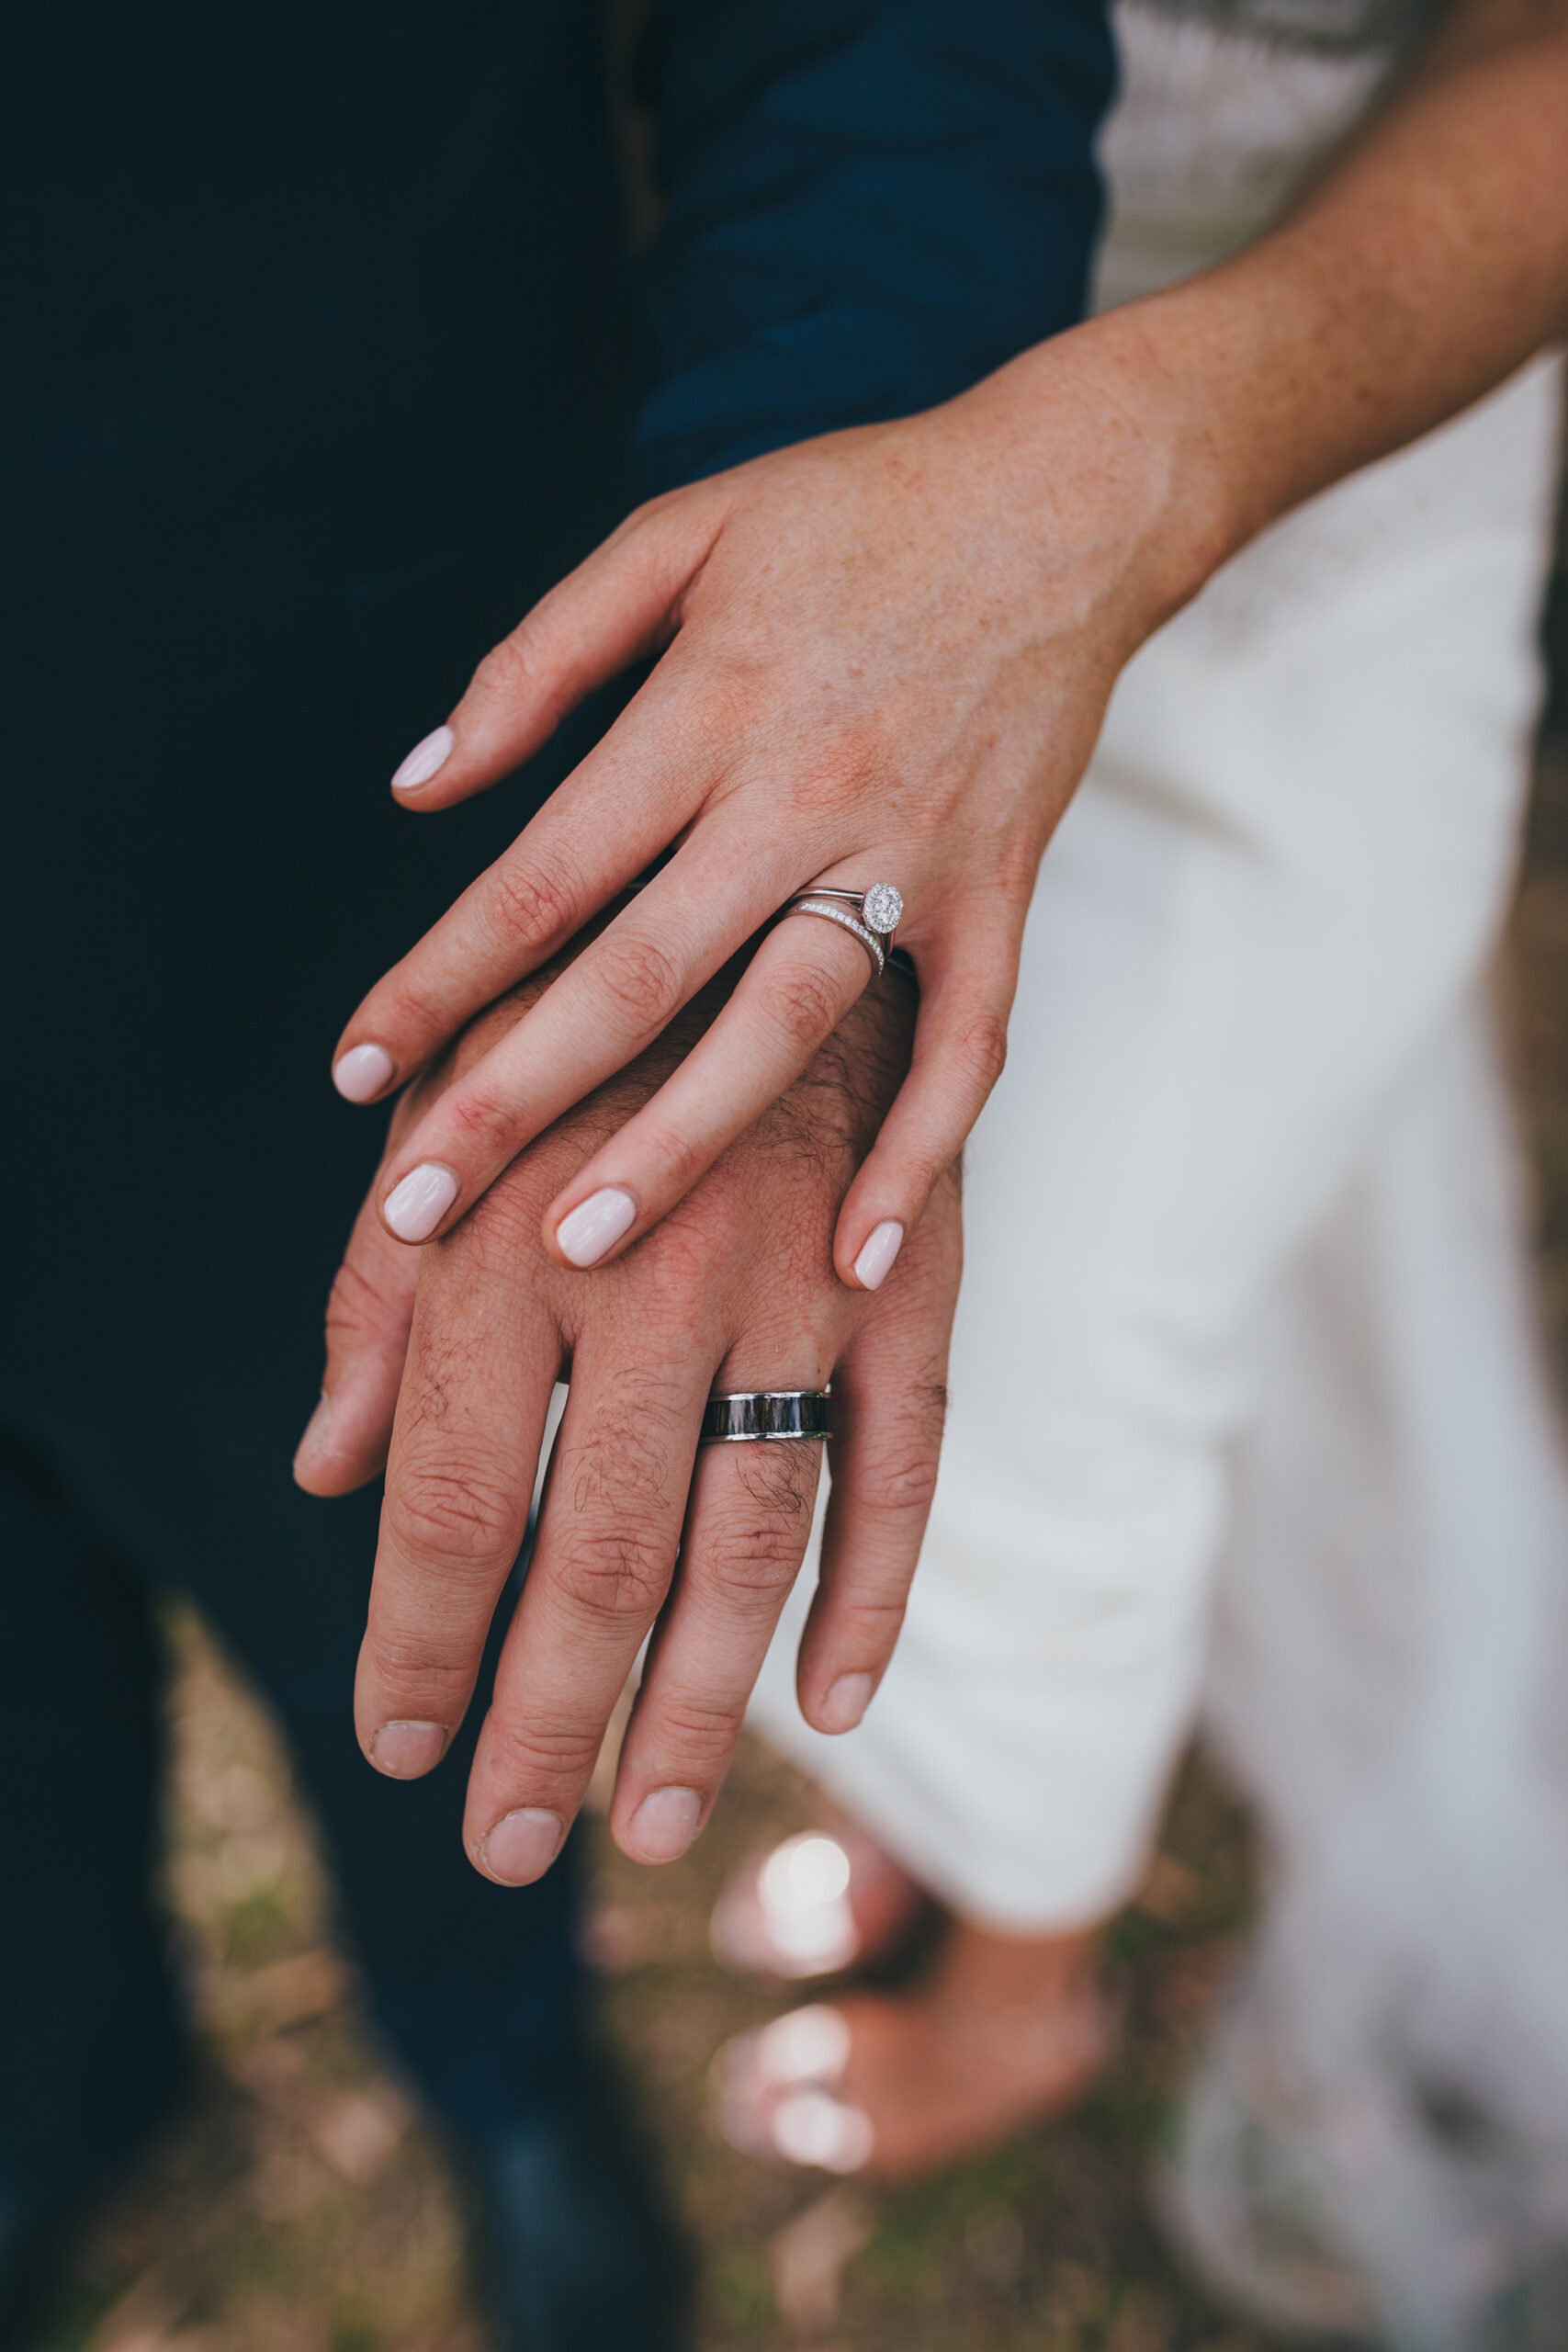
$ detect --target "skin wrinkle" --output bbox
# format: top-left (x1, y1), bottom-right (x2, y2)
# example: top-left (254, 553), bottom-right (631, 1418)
top-left (310, 931), bottom-right (962, 1871)
top-left (330, 0), bottom-right (1568, 1316)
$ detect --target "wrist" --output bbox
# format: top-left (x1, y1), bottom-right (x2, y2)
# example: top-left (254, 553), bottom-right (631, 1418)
top-left (990, 290), bottom-right (1276, 648)
top-left (1077, 297), bottom-right (1263, 619)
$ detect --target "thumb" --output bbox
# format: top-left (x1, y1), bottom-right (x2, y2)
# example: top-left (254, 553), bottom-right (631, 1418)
top-left (389, 483), bottom-right (732, 813)
top-left (293, 1191), bottom-right (421, 1496)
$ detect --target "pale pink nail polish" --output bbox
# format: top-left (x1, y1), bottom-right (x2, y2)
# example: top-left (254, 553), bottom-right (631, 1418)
top-left (627, 1787), bottom-right (702, 1862)
top-left (819, 1672), bottom-right (874, 1733)
top-left (482, 1808), bottom-right (565, 1885)
top-left (333, 1042), bottom-right (395, 1102)
top-left (383, 1162), bottom-right (459, 1242)
top-left (391, 724), bottom-right (455, 795)
top-left (852, 1219), bottom-right (905, 1291)
top-left (555, 1186), bottom-right (637, 1268)
top-left (370, 1720), bottom-right (449, 1778)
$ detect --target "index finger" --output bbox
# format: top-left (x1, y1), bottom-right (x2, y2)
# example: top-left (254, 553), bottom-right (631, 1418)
top-left (332, 645), bottom-right (756, 1106)
top-left (353, 1225), bottom-right (562, 1780)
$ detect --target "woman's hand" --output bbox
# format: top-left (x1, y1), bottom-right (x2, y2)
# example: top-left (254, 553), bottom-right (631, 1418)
top-left (329, 318), bottom-right (1219, 1284)
top-left (329, 0), bottom-right (1568, 1285)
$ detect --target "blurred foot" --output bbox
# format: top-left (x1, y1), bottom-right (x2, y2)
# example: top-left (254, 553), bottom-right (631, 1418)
top-left (470, 2055), bottom-right (694, 2352)
top-left (712, 1921), bottom-right (1111, 2181)
top-left (709, 1822), bottom-right (926, 1983)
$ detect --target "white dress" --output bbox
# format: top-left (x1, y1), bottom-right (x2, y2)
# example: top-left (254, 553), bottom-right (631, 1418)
top-left (748, 4), bottom-right (1568, 2335)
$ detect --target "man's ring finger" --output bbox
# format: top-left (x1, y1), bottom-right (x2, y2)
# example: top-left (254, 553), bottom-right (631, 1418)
top-left (702, 1391), bottom-right (833, 1444)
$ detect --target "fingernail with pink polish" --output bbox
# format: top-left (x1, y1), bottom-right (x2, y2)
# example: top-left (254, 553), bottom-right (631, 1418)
top-left (853, 1220), bottom-right (905, 1291)
top-left (370, 1720), bottom-right (449, 1778)
top-left (819, 1672), bottom-right (874, 1733)
top-left (391, 724), bottom-right (455, 795)
top-left (383, 1162), bottom-right (459, 1242)
top-left (627, 1787), bottom-right (702, 1862)
top-left (556, 1186), bottom-right (637, 1268)
top-left (333, 1042), bottom-right (395, 1102)
top-left (482, 1809), bottom-right (566, 1886)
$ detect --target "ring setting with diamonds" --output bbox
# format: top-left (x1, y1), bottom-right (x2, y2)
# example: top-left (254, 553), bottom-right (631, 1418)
top-left (782, 881), bottom-right (904, 978)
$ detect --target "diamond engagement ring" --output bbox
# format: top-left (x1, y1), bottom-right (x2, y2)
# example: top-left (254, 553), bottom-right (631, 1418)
top-left (783, 883), bottom-right (904, 979)
top-left (702, 1391), bottom-right (833, 1444)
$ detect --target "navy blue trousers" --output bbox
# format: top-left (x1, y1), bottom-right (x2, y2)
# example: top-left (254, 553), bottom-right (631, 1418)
top-left (0, 1386), bottom-right (581, 2228)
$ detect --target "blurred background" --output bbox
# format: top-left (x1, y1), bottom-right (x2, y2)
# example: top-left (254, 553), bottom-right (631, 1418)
top-left (28, 469), bottom-right (1568, 2352)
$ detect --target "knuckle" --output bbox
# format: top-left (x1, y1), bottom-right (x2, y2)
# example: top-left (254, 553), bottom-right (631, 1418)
top-left (788, 737), bottom-right (886, 820)
top-left (387, 1453), bottom-right (521, 1569)
top-left (903, 1142), bottom-right (964, 1202)
top-left (483, 854), bottom-right (582, 955)
top-left (835, 1582), bottom-right (909, 1634)
top-left (645, 1694), bottom-right (743, 1771)
top-left (825, 1590), bottom-right (909, 1657)
top-left (592, 931), bottom-right (685, 1036)
top-left (700, 1521), bottom-right (802, 1609)
top-left (444, 1080), bottom-right (513, 1155)
top-left (634, 1198), bottom-right (735, 1299)
top-left (864, 1427), bottom-right (944, 1520)
top-left (555, 1524), bottom-right (672, 1627)
top-left (362, 1628), bottom-right (479, 1693)
top-left (634, 1117), bottom-right (710, 1199)
top-left (674, 672), bottom-right (756, 762)
top-left (323, 1251), bottom-right (403, 1347)
top-left (481, 1706), bottom-right (603, 1790)
top-left (770, 958), bottom-right (851, 1054)
top-left (952, 1008), bottom-right (1009, 1094)
top-left (473, 616), bottom-right (549, 706)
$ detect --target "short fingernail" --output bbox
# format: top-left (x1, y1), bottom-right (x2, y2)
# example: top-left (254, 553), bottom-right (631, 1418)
top-left (391, 724), bottom-right (455, 795)
top-left (626, 1786), bottom-right (703, 1863)
top-left (555, 1185), bottom-right (637, 1269)
top-left (852, 1219), bottom-right (905, 1291)
top-left (481, 1808), bottom-right (565, 1886)
top-left (369, 1720), bottom-right (449, 1778)
top-left (384, 1162), bottom-right (459, 1242)
top-left (819, 1672), bottom-right (874, 1733)
top-left (333, 1042), bottom-right (396, 1102)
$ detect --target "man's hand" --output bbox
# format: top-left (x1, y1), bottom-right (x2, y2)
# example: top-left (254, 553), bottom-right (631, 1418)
top-left (294, 953), bottom-right (960, 1880)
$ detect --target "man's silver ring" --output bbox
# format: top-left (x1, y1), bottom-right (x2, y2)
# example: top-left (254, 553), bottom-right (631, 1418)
top-left (701, 1390), bottom-right (833, 1443)
top-left (783, 883), bottom-right (903, 979)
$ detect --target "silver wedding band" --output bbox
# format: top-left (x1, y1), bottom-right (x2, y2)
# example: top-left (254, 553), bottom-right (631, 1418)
top-left (701, 1390), bottom-right (833, 1444)
top-left (783, 882), bottom-right (904, 980)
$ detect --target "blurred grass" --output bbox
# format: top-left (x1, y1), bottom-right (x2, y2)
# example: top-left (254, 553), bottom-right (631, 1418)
top-left (35, 481), bottom-right (1568, 2352)
top-left (41, 1617), bottom-right (1270, 2352)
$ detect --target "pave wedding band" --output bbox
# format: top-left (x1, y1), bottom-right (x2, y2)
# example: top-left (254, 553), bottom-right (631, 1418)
top-left (783, 882), bottom-right (904, 980)
top-left (702, 1391), bottom-right (833, 1444)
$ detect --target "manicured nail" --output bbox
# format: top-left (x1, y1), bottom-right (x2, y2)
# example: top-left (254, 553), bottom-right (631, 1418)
top-left (333, 1042), bottom-right (395, 1103)
top-left (293, 1394), bottom-right (332, 1474)
top-left (383, 1162), bottom-right (459, 1242)
top-left (369, 1720), bottom-right (449, 1778)
top-left (626, 1786), bottom-right (702, 1863)
top-left (390, 724), bottom-right (455, 795)
top-left (481, 1809), bottom-right (565, 1886)
top-left (555, 1186), bottom-right (637, 1268)
top-left (819, 1672), bottom-right (874, 1733)
top-left (852, 1220), bottom-right (905, 1291)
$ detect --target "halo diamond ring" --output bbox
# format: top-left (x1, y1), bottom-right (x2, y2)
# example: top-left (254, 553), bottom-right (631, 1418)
top-left (783, 882), bottom-right (904, 978)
